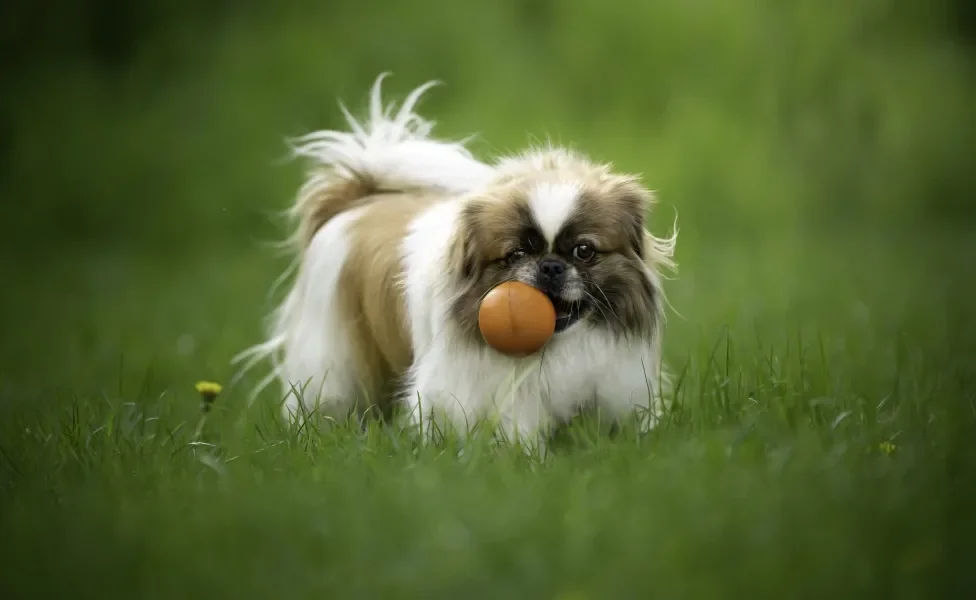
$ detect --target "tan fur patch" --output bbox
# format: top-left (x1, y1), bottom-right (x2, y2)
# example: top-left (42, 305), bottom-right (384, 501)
top-left (461, 186), bottom-right (535, 266)
top-left (334, 192), bottom-right (442, 414)
top-left (294, 175), bottom-right (376, 248)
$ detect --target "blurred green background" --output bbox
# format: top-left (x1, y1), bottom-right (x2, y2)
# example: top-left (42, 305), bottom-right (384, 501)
top-left (0, 0), bottom-right (974, 406)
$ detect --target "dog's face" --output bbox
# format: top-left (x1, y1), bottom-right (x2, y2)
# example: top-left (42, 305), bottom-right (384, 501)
top-left (447, 151), bottom-right (671, 345)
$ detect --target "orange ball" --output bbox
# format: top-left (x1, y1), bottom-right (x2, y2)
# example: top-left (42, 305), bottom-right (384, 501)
top-left (478, 281), bottom-right (556, 356)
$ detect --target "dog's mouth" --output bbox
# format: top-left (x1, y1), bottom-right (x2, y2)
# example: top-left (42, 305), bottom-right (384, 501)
top-left (548, 295), bottom-right (589, 333)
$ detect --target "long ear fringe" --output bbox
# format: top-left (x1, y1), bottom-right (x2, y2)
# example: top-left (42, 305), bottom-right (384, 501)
top-left (645, 207), bottom-right (679, 278)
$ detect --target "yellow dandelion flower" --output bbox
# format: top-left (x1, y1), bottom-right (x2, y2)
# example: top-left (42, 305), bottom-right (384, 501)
top-left (195, 381), bottom-right (222, 416)
top-left (879, 441), bottom-right (896, 455)
top-left (195, 380), bottom-right (223, 398)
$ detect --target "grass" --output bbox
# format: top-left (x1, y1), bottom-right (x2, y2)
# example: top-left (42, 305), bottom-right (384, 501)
top-left (1, 227), bottom-right (974, 599)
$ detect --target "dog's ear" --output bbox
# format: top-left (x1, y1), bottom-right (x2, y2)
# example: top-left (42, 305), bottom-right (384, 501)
top-left (607, 177), bottom-right (654, 259)
top-left (617, 181), bottom-right (677, 274)
top-left (448, 202), bottom-right (484, 281)
top-left (446, 231), bottom-right (476, 281)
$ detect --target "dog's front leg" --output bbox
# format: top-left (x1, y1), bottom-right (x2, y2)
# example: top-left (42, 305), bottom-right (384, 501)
top-left (593, 353), bottom-right (667, 434)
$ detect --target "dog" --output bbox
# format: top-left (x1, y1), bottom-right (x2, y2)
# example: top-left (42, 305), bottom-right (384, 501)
top-left (234, 74), bottom-right (677, 448)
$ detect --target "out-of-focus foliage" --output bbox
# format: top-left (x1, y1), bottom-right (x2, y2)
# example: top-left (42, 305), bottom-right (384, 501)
top-left (2, 0), bottom-right (974, 258)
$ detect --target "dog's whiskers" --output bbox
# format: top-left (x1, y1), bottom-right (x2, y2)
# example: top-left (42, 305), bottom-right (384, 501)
top-left (583, 281), bottom-right (625, 329)
top-left (582, 290), bottom-right (614, 325)
top-left (588, 280), bottom-right (623, 320)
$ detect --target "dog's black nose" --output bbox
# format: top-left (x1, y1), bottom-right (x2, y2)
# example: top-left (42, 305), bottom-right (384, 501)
top-left (538, 258), bottom-right (566, 283)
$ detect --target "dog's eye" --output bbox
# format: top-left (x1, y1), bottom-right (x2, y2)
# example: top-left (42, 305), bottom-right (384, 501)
top-left (572, 243), bottom-right (596, 262)
top-left (505, 248), bottom-right (527, 264)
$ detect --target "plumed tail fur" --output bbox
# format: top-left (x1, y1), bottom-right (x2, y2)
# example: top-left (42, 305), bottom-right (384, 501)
top-left (286, 73), bottom-right (493, 248)
top-left (232, 74), bottom-right (491, 404)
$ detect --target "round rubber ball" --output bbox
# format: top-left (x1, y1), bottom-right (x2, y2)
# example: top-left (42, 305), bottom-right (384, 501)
top-left (478, 281), bottom-right (556, 356)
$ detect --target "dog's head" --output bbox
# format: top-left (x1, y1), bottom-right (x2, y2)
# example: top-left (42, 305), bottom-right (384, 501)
top-left (447, 148), bottom-right (676, 345)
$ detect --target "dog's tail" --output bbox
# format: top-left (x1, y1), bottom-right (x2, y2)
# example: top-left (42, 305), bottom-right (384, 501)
top-left (286, 73), bottom-right (492, 248)
top-left (231, 74), bottom-right (489, 406)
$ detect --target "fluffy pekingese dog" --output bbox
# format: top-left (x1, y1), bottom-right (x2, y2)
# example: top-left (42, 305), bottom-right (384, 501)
top-left (235, 74), bottom-right (677, 447)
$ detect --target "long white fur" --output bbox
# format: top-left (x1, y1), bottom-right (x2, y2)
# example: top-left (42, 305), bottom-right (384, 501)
top-left (292, 74), bottom-right (493, 195)
top-left (235, 74), bottom-right (671, 446)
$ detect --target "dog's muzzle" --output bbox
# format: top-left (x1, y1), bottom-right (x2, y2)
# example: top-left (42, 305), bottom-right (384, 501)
top-left (531, 256), bottom-right (589, 333)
